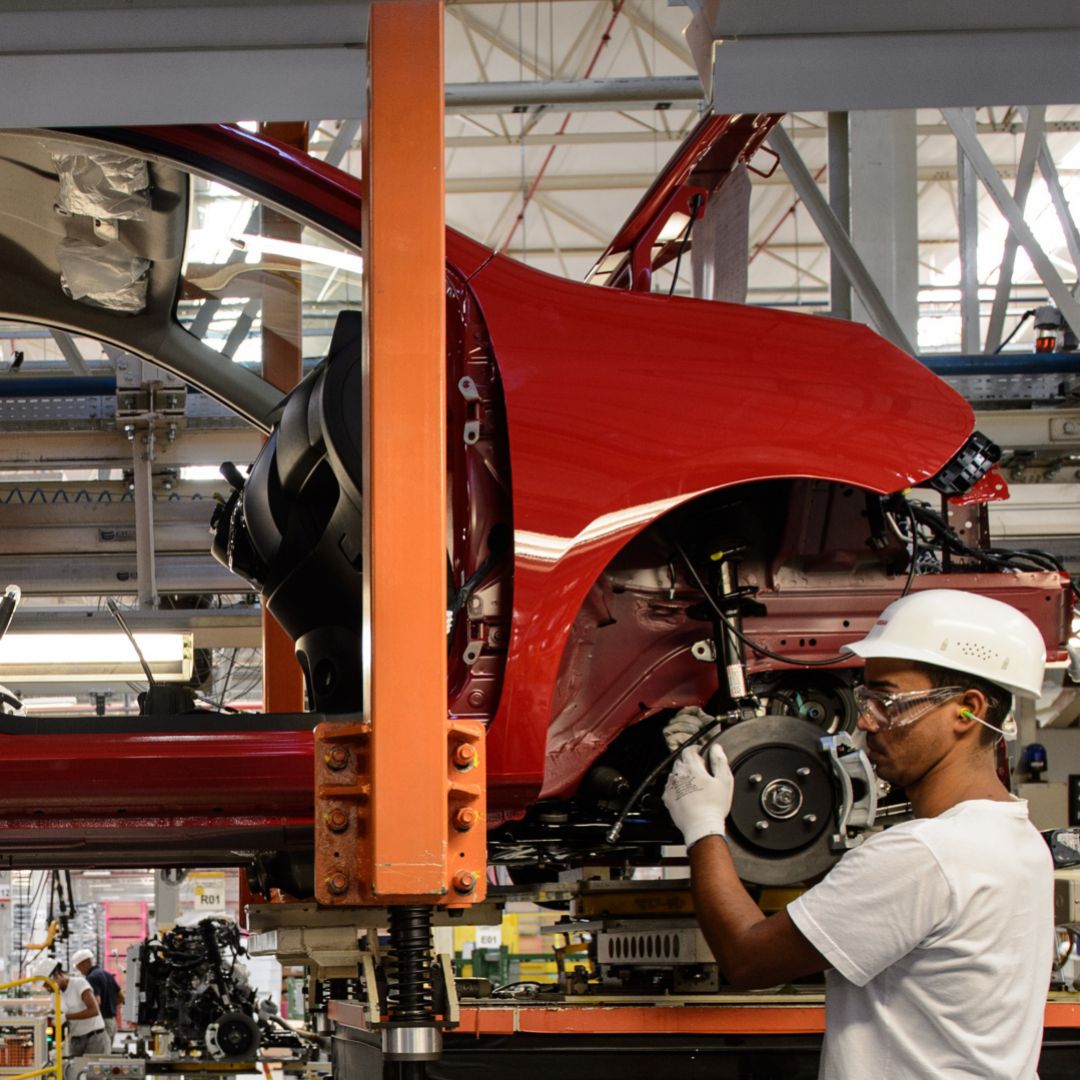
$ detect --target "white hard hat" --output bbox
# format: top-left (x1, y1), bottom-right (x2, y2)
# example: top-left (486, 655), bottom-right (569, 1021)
top-left (28, 955), bottom-right (60, 980)
top-left (842, 589), bottom-right (1047, 699)
top-left (71, 949), bottom-right (94, 968)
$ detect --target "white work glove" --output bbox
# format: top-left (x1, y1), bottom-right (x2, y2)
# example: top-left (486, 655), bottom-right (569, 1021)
top-left (662, 706), bottom-right (716, 752)
top-left (662, 741), bottom-right (734, 850)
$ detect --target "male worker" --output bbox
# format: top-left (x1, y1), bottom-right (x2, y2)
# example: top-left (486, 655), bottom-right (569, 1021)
top-left (72, 948), bottom-right (123, 1044)
top-left (663, 589), bottom-right (1054, 1079)
top-left (28, 954), bottom-right (110, 1058)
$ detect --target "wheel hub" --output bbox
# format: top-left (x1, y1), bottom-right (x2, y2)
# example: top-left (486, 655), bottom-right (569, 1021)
top-left (760, 778), bottom-right (802, 820)
top-left (715, 714), bottom-right (842, 885)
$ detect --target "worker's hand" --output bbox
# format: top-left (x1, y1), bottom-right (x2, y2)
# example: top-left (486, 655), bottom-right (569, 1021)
top-left (662, 741), bottom-right (734, 850)
top-left (662, 706), bottom-right (716, 752)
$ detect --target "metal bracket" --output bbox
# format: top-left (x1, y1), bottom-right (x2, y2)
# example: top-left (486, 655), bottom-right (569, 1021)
top-left (433, 953), bottom-right (460, 1029)
top-left (820, 732), bottom-right (878, 851)
top-left (691, 639), bottom-right (717, 663)
top-left (459, 375), bottom-right (481, 445)
top-left (314, 718), bottom-right (487, 906)
top-left (357, 952), bottom-right (460, 1032)
top-left (114, 355), bottom-right (187, 456)
top-left (359, 951), bottom-right (382, 1029)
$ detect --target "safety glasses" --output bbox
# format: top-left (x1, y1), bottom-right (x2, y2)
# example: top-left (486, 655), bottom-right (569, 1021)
top-left (853, 685), bottom-right (964, 732)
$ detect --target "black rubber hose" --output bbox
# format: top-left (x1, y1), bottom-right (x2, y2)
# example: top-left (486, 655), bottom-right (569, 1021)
top-left (675, 543), bottom-right (853, 667)
top-left (605, 715), bottom-right (725, 844)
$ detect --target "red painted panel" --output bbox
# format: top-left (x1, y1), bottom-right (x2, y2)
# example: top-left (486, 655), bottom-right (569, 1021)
top-left (0, 729), bottom-right (312, 815)
top-left (44, 123), bottom-right (1066, 841)
top-left (465, 252), bottom-right (975, 803)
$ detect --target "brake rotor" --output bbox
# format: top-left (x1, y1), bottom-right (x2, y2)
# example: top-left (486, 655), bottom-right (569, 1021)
top-left (205, 1011), bottom-right (260, 1060)
top-left (711, 714), bottom-right (841, 886)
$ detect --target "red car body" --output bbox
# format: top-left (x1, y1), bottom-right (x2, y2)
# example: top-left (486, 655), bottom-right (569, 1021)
top-left (0, 123), bottom-right (1068, 868)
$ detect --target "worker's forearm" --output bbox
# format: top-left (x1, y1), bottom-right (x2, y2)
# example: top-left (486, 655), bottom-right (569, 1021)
top-left (689, 836), bottom-right (767, 984)
top-left (690, 836), bottom-right (827, 989)
top-left (67, 1008), bottom-right (97, 1020)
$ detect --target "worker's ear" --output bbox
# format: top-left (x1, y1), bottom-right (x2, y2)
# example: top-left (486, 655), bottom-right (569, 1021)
top-left (954, 690), bottom-right (986, 734)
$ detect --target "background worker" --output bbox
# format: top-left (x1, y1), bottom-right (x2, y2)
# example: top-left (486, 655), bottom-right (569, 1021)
top-left (72, 948), bottom-right (123, 1045)
top-left (28, 953), bottom-right (110, 1057)
top-left (663, 589), bottom-right (1054, 1080)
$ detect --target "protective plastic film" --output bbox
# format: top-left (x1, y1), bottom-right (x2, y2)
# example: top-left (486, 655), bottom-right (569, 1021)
top-left (48, 144), bottom-right (151, 221)
top-left (57, 238), bottom-right (151, 313)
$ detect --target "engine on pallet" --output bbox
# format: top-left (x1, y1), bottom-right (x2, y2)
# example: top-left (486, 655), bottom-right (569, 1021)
top-left (123, 918), bottom-right (274, 1060)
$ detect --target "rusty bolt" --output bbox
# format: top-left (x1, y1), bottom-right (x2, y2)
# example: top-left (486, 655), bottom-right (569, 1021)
top-left (454, 807), bottom-right (479, 832)
top-left (453, 870), bottom-right (478, 895)
top-left (326, 871), bottom-right (348, 896)
top-left (325, 808), bottom-right (349, 833)
top-left (325, 745), bottom-right (349, 771)
top-left (453, 743), bottom-right (477, 769)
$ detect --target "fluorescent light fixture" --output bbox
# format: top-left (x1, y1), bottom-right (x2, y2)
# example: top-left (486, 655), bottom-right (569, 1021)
top-left (22, 696), bottom-right (78, 711)
top-left (229, 234), bottom-right (363, 273)
top-left (0, 632), bottom-right (193, 683)
top-left (181, 464), bottom-right (249, 481)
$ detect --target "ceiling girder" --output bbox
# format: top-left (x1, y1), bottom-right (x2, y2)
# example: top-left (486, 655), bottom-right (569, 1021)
top-left (686, 0), bottom-right (1080, 112)
top-left (12, 607), bottom-right (261, 649)
top-left (445, 75), bottom-right (702, 113)
top-left (0, 553), bottom-right (248, 596)
top-left (0, 1), bottom-right (369, 125)
top-left (0, 428), bottom-right (259, 470)
top-left (944, 108), bottom-right (1080, 335)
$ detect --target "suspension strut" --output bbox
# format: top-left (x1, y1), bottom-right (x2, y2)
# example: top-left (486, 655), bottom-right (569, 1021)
top-left (383, 905), bottom-right (440, 1075)
top-left (708, 547), bottom-right (758, 716)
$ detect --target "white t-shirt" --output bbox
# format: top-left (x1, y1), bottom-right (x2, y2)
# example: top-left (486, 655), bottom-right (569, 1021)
top-left (788, 799), bottom-right (1053, 1080)
top-left (61, 974), bottom-right (105, 1037)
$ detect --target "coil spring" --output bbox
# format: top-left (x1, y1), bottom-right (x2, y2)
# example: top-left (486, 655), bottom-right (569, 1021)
top-left (387, 905), bottom-right (434, 1023)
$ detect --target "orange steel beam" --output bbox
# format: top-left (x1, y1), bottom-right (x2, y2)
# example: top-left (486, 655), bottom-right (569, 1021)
top-left (451, 1000), bottom-right (1080, 1036)
top-left (313, 0), bottom-right (484, 908)
top-left (364, 0), bottom-right (450, 900)
top-left (459, 1004), bottom-right (826, 1037)
top-left (332, 998), bottom-right (1080, 1037)
top-left (258, 120), bottom-right (308, 714)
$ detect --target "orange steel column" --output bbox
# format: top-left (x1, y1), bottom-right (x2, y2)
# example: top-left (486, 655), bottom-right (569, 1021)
top-left (258, 121), bottom-right (307, 714)
top-left (312, 0), bottom-right (484, 909)
top-left (365, 0), bottom-right (451, 901)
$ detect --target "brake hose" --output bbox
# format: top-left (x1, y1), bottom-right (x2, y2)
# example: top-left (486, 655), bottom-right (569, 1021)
top-left (605, 715), bottom-right (725, 844)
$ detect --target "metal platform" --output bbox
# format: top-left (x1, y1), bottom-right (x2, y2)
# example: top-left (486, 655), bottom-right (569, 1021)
top-left (329, 995), bottom-right (1080, 1079)
top-left (69, 1055), bottom-right (330, 1079)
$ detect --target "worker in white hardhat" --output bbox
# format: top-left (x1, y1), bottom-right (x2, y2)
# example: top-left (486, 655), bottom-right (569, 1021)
top-left (71, 948), bottom-right (123, 1045)
top-left (28, 954), bottom-right (110, 1058)
top-left (662, 589), bottom-right (1054, 1080)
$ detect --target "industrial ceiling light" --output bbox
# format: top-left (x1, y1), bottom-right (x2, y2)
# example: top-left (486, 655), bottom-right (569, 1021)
top-left (228, 233), bottom-right (363, 272)
top-left (0, 631), bottom-right (193, 682)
